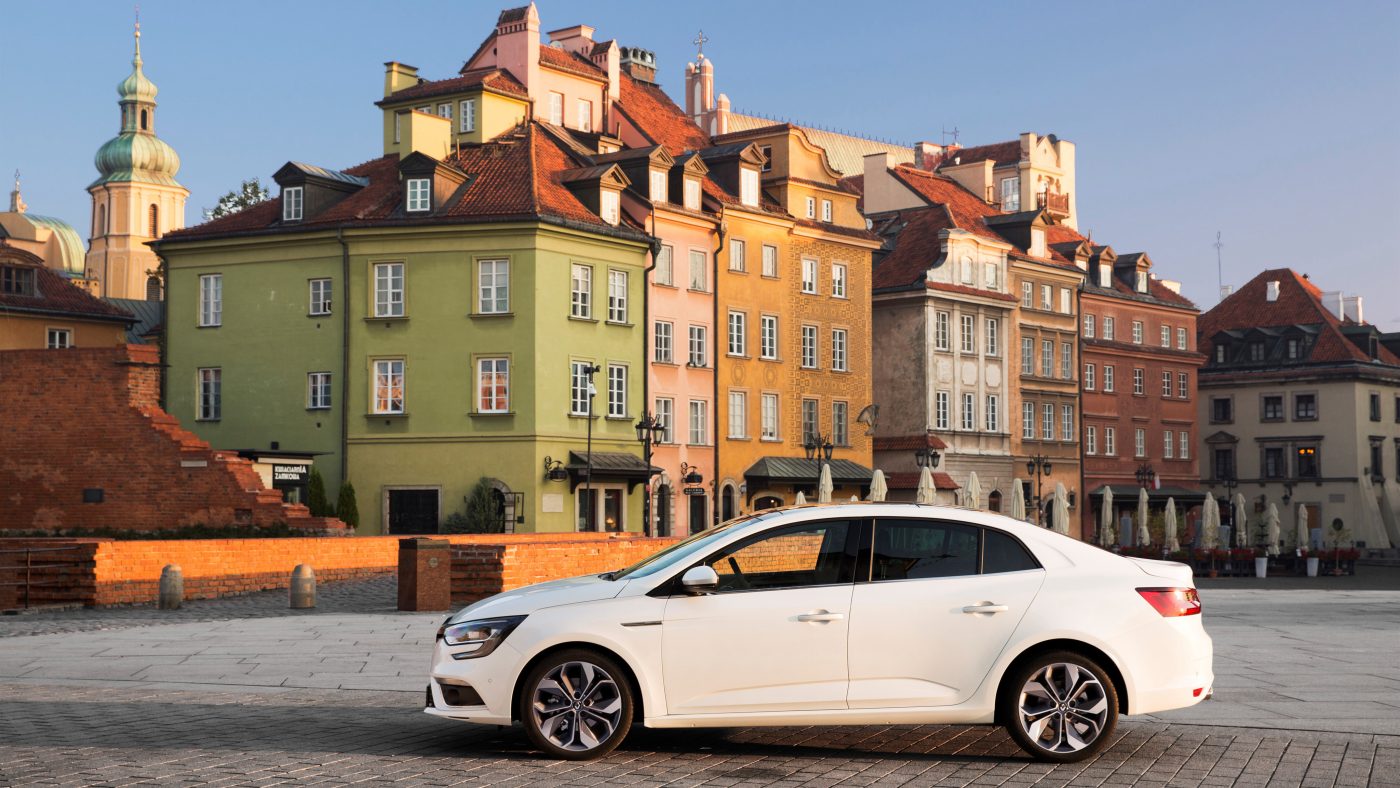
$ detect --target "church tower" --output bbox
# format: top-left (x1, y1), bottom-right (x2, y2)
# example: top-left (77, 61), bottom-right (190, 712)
top-left (85, 20), bottom-right (187, 300)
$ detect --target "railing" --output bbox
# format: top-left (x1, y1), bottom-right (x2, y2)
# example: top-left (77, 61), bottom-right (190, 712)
top-left (0, 545), bottom-right (87, 610)
top-left (1037, 191), bottom-right (1071, 216)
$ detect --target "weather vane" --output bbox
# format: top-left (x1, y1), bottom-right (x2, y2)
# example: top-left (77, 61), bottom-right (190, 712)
top-left (692, 29), bottom-right (709, 58)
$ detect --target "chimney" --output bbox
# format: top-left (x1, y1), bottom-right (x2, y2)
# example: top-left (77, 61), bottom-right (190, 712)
top-left (620, 47), bottom-right (657, 83)
top-left (1265, 280), bottom-right (1280, 302)
top-left (495, 3), bottom-right (541, 93)
top-left (547, 24), bottom-right (595, 54)
top-left (914, 142), bottom-right (941, 170)
top-left (1320, 290), bottom-right (1345, 319)
top-left (1159, 279), bottom-right (1182, 295)
top-left (1219, 285), bottom-right (1234, 300)
top-left (715, 93), bottom-right (730, 135)
top-left (383, 61), bottom-right (420, 98)
top-left (1342, 296), bottom-right (1364, 323)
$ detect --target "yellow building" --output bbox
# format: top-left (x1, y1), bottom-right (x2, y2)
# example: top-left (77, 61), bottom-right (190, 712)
top-left (0, 243), bottom-right (133, 350)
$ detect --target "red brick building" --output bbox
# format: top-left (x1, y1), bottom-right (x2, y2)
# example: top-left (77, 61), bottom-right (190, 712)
top-left (1053, 227), bottom-right (1206, 543)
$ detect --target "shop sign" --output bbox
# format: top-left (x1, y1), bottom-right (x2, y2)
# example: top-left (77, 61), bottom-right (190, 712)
top-left (272, 464), bottom-right (310, 484)
top-left (683, 486), bottom-right (705, 496)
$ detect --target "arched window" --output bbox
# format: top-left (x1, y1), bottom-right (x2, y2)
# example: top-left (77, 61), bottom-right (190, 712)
top-left (96, 205), bottom-right (106, 237)
top-left (721, 484), bottom-right (737, 523)
top-left (140, 109), bottom-right (149, 131)
top-left (145, 275), bottom-right (161, 301)
top-left (148, 204), bottom-right (159, 238)
top-left (988, 490), bottom-right (1002, 513)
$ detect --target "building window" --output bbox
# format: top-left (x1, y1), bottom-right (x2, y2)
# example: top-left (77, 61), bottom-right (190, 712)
top-left (549, 92), bottom-right (564, 125)
top-left (1177, 327), bottom-right (1188, 350)
top-left (607, 364), bottom-right (627, 418)
top-left (1180, 432), bottom-right (1189, 460)
top-left (570, 264), bottom-right (592, 319)
top-left (1040, 284), bottom-right (1052, 310)
top-left (1162, 370), bottom-right (1173, 397)
top-left (1296, 446), bottom-right (1319, 478)
top-left (1164, 430), bottom-right (1174, 459)
top-left (197, 368), bottom-right (222, 420)
top-left (1083, 314), bottom-right (1095, 338)
top-left (1021, 337), bottom-right (1033, 375)
top-left (962, 315), bottom-right (977, 354)
top-left (653, 321), bottom-right (673, 363)
top-left (648, 170), bottom-right (667, 203)
top-left (1262, 394), bottom-right (1284, 421)
top-left (477, 358), bottom-right (509, 413)
top-left (655, 245), bottom-right (673, 286)
top-left (728, 391), bottom-right (748, 438)
top-left (570, 361), bottom-right (593, 416)
top-left (1086, 425), bottom-right (1097, 455)
top-left (309, 278), bottom-right (332, 315)
top-left (1263, 446), bottom-right (1285, 478)
top-left (1103, 365), bottom-right (1115, 392)
top-left (1211, 397), bottom-right (1233, 422)
top-left (963, 393), bottom-right (977, 431)
top-left (1104, 427), bottom-right (1116, 456)
top-left (1160, 325), bottom-right (1171, 348)
top-left (46, 328), bottom-right (72, 349)
top-left (801, 325), bottom-right (818, 368)
top-left (761, 244), bottom-right (778, 278)
top-left (1369, 393), bottom-right (1382, 421)
top-left (373, 359), bottom-right (404, 415)
top-left (600, 190), bottom-right (620, 225)
top-left (1022, 402), bottom-right (1034, 439)
top-left (1136, 270), bottom-right (1148, 293)
top-left (459, 99), bottom-right (476, 132)
top-left (832, 329), bottom-right (847, 371)
top-left (1041, 339), bottom-right (1053, 377)
top-left (833, 401), bottom-right (848, 445)
top-left (148, 204), bottom-right (160, 237)
top-left (1213, 448), bottom-right (1234, 480)
top-left (1249, 341), bottom-right (1265, 362)
top-left (801, 258), bottom-right (818, 294)
top-left (820, 199), bottom-right (832, 222)
top-left (282, 187), bottom-right (303, 221)
top-left (832, 263), bottom-right (847, 298)
top-left (437, 102), bottom-right (452, 120)
top-left (936, 312), bottom-right (951, 351)
top-left (689, 249), bottom-right (708, 291)
top-left (1130, 321), bottom-right (1143, 344)
top-left (1061, 405), bottom-right (1073, 441)
top-left (986, 319), bottom-right (999, 357)
top-left (1103, 317), bottom-right (1115, 341)
top-left (761, 393), bottom-right (779, 440)
top-left (1084, 363), bottom-right (1095, 390)
top-left (760, 315), bottom-right (778, 360)
top-left (1000, 177), bottom-right (1020, 211)
top-left (1041, 403), bottom-right (1054, 440)
top-left (727, 311), bottom-right (747, 356)
top-left (1294, 393), bottom-right (1317, 420)
top-left (986, 395), bottom-right (999, 432)
top-left (374, 263), bottom-right (404, 318)
top-left (1021, 281), bottom-right (1033, 308)
top-left (576, 98), bottom-right (592, 132)
top-left (805, 196), bottom-right (816, 219)
top-left (1133, 367), bottom-right (1144, 395)
top-left (1216, 344), bottom-right (1227, 364)
top-left (1060, 342), bottom-right (1072, 378)
top-left (1286, 338), bottom-right (1301, 359)
top-left (198, 273), bottom-right (222, 326)
top-left (740, 168), bottom-right (760, 207)
top-left (985, 263), bottom-right (999, 290)
top-left (1134, 428), bottom-right (1146, 458)
top-left (688, 325), bottom-right (708, 367)
top-left (759, 145), bottom-right (772, 172)
top-left (654, 398), bottom-right (674, 443)
top-left (1060, 288), bottom-right (1071, 314)
top-left (729, 238), bottom-right (746, 272)
top-left (1178, 372), bottom-right (1188, 399)
top-left (801, 398), bottom-right (819, 444)
top-left (936, 391), bottom-right (949, 431)
top-left (689, 400), bottom-right (708, 445)
top-left (306, 371), bottom-right (332, 410)
top-left (406, 178), bottom-right (431, 212)
top-left (684, 178), bottom-right (701, 211)
top-left (470, 259), bottom-right (508, 314)
top-left (607, 270), bottom-right (628, 322)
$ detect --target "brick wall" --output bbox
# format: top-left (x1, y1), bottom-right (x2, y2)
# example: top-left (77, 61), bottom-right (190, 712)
top-left (0, 344), bottom-right (345, 535)
top-left (451, 534), bottom-right (682, 603)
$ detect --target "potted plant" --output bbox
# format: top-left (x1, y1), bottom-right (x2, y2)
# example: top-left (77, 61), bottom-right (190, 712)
top-left (1301, 547), bottom-right (1319, 578)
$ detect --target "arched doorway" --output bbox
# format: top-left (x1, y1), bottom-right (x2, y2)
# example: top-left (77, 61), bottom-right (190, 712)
top-left (720, 483), bottom-right (737, 523)
top-left (655, 484), bottom-right (672, 537)
top-left (988, 490), bottom-right (1002, 513)
top-left (754, 495), bottom-right (783, 510)
top-left (688, 493), bottom-right (707, 534)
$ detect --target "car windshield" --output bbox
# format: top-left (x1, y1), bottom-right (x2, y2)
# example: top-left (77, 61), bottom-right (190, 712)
top-left (608, 512), bottom-right (773, 581)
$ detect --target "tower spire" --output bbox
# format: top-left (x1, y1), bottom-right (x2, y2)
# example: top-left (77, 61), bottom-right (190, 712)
top-left (134, 5), bottom-right (142, 64)
top-left (9, 169), bottom-right (25, 214)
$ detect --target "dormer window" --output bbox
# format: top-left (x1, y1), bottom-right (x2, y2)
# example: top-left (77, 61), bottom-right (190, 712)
top-left (760, 145), bottom-right (772, 172)
top-left (1, 265), bottom-right (36, 296)
top-left (600, 190), bottom-right (620, 225)
top-left (1135, 270), bottom-right (1148, 293)
top-left (650, 170), bottom-right (667, 203)
top-left (1098, 264), bottom-right (1111, 288)
top-left (740, 168), bottom-right (760, 208)
top-left (576, 99), bottom-right (593, 133)
top-left (459, 99), bottom-right (476, 133)
top-left (1001, 177), bottom-right (1021, 211)
top-left (683, 178), bottom-right (701, 211)
top-left (283, 187), bottom-right (304, 222)
top-left (406, 178), bottom-right (431, 212)
top-left (821, 199), bottom-right (833, 222)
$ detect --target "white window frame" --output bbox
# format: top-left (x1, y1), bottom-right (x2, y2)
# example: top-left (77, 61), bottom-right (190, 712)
top-left (1061, 342), bottom-right (1072, 379)
top-left (1000, 176), bottom-right (1020, 211)
top-left (1060, 287), bottom-right (1071, 314)
top-left (1061, 404), bottom-right (1073, 441)
top-left (1042, 403), bottom-right (1054, 440)
top-left (1105, 427), bottom-right (1116, 456)
top-left (1162, 370), bottom-right (1173, 398)
top-left (570, 361), bottom-right (593, 417)
top-left (962, 393), bottom-right (976, 431)
top-left (832, 263), bottom-right (847, 298)
top-left (478, 259), bottom-right (509, 314)
top-left (1085, 363), bottom-right (1096, 390)
top-left (1083, 314), bottom-right (1095, 338)
top-left (406, 178), bottom-right (431, 212)
top-left (1180, 432), bottom-right (1190, 459)
top-left (1087, 426), bottom-right (1098, 455)
top-left (654, 320), bottom-right (673, 363)
top-left (727, 311), bottom-right (747, 357)
top-left (308, 371), bottom-right (332, 410)
top-left (372, 359), bottom-right (405, 415)
top-left (801, 258), bottom-right (818, 294)
top-left (607, 364), bottom-right (627, 418)
top-left (684, 178), bottom-right (701, 210)
top-left (459, 99), bottom-right (476, 132)
top-left (761, 393), bottom-right (779, 440)
top-left (1177, 327), bottom-right (1188, 351)
top-left (740, 168), bottom-right (760, 207)
top-left (309, 278), bottom-right (332, 316)
top-left (728, 391), bottom-right (748, 438)
top-left (1161, 325), bottom-right (1171, 348)
top-left (374, 263), bottom-right (404, 318)
top-left (1135, 428), bottom-right (1146, 458)
top-left (1021, 281), bottom-right (1033, 308)
top-left (688, 325), bottom-right (707, 367)
top-left (600, 189), bottom-right (620, 225)
top-left (607, 269), bottom-right (628, 323)
top-left (1040, 284), bottom-right (1052, 310)
top-left (1022, 402), bottom-right (1035, 439)
top-left (282, 187), bottom-right (303, 221)
top-left (437, 102), bottom-right (452, 120)
top-left (198, 273), bottom-right (222, 327)
top-left (1132, 320), bottom-right (1144, 344)
top-left (936, 391), bottom-right (949, 431)
top-left (832, 401), bottom-right (848, 445)
top-left (570, 264), bottom-right (592, 319)
top-left (1041, 339), bottom-right (1054, 377)
top-left (197, 367), bottom-right (222, 420)
top-left (760, 315), bottom-right (778, 360)
top-left (689, 399), bottom-right (708, 445)
top-left (654, 398), bottom-right (674, 443)
top-left (936, 311), bottom-right (951, 351)
top-left (961, 314), bottom-right (975, 354)
top-left (820, 199), bottom-right (832, 222)
top-left (801, 325), bottom-right (818, 369)
top-left (985, 318), bottom-right (999, 357)
top-left (576, 98), bottom-right (592, 133)
top-left (729, 238), bottom-right (746, 272)
top-left (986, 394), bottom-right (999, 432)
top-left (1104, 365), bottom-right (1115, 392)
top-left (477, 358), bottom-right (509, 413)
top-left (1164, 429), bottom-right (1174, 459)
top-left (689, 249), bottom-right (708, 291)
top-left (1133, 367), bottom-right (1144, 395)
top-left (1178, 372), bottom-right (1189, 399)
top-left (831, 328), bottom-right (847, 372)
top-left (46, 327), bottom-right (72, 349)
top-left (655, 245), bottom-right (674, 286)
top-left (762, 244), bottom-right (778, 278)
top-left (649, 170), bottom-right (667, 203)
top-left (549, 92), bottom-right (564, 126)
top-left (1103, 316), bottom-right (1115, 340)
top-left (801, 399), bottom-right (819, 444)
top-left (1021, 337), bottom-right (1033, 375)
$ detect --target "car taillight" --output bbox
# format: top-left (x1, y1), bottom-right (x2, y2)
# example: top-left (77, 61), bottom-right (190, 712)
top-left (1137, 587), bottom-right (1201, 617)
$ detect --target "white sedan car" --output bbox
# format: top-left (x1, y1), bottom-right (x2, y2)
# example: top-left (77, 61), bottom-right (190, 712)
top-left (425, 503), bottom-right (1212, 762)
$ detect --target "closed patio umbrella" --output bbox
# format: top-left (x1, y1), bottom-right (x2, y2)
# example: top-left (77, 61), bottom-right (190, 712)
top-left (1233, 494), bottom-right (1249, 548)
top-left (1201, 495), bottom-right (1219, 550)
top-left (1053, 482), bottom-right (1070, 535)
top-left (817, 463), bottom-right (833, 503)
top-left (1265, 502), bottom-right (1280, 556)
top-left (967, 472), bottom-right (982, 511)
top-left (794, 490), bottom-right (807, 505)
top-left (915, 466), bottom-right (936, 504)
top-left (1137, 487), bottom-right (1151, 547)
top-left (1011, 478), bottom-right (1027, 522)
top-left (1296, 505), bottom-right (1309, 550)
top-left (1165, 497), bottom-right (1179, 552)
top-left (1100, 486), bottom-right (1115, 546)
top-left (868, 469), bottom-right (888, 502)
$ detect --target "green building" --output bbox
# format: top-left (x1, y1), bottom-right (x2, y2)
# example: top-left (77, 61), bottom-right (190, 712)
top-left (157, 120), bottom-right (653, 534)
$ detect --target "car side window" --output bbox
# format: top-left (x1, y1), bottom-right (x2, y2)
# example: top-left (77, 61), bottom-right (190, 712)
top-left (703, 519), bottom-right (858, 592)
top-left (870, 519), bottom-right (979, 581)
top-left (982, 528), bottom-right (1040, 574)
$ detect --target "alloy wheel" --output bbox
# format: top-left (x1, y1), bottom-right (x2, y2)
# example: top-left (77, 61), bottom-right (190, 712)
top-left (530, 660), bottom-right (624, 752)
top-left (1017, 662), bottom-right (1111, 754)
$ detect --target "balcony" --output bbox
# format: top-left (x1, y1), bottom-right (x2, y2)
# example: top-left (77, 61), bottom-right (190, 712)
top-left (1037, 191), bottom-right (1071, 219)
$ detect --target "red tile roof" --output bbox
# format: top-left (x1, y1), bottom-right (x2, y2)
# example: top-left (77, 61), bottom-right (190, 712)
top-left (885, 471), bottom-right (960, 490)
top-left (538, 44), bottom-right (606, 80)
top-left (1045, 223), bottom-right (1196, 309)
top-left (871, 205), bottom-right (956, 290)
top-left (937, 140), bottom-right (1021, 169)
top-left (376, 68), bottom-right (528, 105)
top-left (1198, 268), bottom-right (1400, 366)
top-left (615, 72), bottom-right (710, 156)
top-left (0, 245), bottom-right (134, 323)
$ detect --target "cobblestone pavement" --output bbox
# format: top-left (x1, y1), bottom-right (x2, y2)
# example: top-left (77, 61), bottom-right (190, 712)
top-left (1, 682), bottom-right (1395, 787)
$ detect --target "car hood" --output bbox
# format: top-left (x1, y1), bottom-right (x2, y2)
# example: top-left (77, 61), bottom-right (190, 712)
top-left (446, 574), bottom-right (627, 623)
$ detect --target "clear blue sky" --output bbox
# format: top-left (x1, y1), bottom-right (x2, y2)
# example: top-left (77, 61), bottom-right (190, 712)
top-left (4, 1), bottom-right (1397, 327)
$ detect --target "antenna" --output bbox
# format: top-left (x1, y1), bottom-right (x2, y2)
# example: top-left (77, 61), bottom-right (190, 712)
top-left (941, 126), bottom-right (960, 146)
top-left (1214, 231), bottom-right (1225, 301)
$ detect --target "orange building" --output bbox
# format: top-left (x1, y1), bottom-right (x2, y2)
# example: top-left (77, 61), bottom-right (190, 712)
top-left (0, 243), bottom-right (133, 350)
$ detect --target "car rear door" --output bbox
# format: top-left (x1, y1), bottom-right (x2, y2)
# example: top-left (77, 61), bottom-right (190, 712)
top-left (846, 518), bottom-right (1045, 709)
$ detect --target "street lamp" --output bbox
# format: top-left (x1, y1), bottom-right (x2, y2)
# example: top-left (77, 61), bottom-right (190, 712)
top-left (1134, 462), bottom-right (1156, 489)
top-left (679, 462), bottom-right (703, 485)
top-left (634, 412), bottom-right (666, 537)
top-left (1221, 473), bottom-right (1238, 542)
top-left (1026, 454), bottom-right (1052, 526)
top-left (803, 433), bottom-right (834, 493)
top-left (914, 446), bottom-right (941, 470)
top-left (582, 364), bottom-right (601, 532)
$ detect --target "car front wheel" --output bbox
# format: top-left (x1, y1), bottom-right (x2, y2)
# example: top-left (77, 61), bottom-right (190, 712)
top-left (518, 649), bottom-right (634, 760)
top-left (1002, 651), bottom-right (1119, 763)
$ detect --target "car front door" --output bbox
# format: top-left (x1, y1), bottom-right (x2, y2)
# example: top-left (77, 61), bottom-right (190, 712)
top-left (661, 518), bottom-right (861, 715)
top-left (847, 519), bottom-right (1045, 709)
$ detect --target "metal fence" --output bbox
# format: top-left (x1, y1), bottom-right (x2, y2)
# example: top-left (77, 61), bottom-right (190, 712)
top-left (0, 545), bottom-right (88, 610)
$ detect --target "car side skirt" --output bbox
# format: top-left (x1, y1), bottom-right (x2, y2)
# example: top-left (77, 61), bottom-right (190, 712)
top-left (643, 704), bottom-right (997, 729)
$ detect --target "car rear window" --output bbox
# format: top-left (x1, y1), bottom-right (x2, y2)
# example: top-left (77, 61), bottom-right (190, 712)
top-left (982, 528), bottom-right (1040, 574)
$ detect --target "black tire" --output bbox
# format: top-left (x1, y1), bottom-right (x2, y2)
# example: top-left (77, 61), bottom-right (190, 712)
top-left (1000, 650), bottom-right (1119, 763)
top-left (517, 648), bottom-right (634, 760)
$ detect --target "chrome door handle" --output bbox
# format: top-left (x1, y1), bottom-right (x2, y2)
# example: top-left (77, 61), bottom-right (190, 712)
top-left (795, 611), bottom-right (845, 623)
top-left (962, 603), bottom-right (1009, 614)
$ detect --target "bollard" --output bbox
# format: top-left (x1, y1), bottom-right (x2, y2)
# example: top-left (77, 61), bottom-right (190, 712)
top-left (290, 564), bottom-right (316, 609)
top-left (158, 564), bottom-right (183, 610)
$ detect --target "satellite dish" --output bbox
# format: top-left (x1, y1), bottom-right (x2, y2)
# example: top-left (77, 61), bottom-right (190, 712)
top-left (865, 218), bottom-right (873, 230)
top-left (855, 404), bottom-right (878, 435)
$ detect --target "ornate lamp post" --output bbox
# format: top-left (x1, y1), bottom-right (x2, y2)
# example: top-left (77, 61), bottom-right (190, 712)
top-left (1221, 472), bottom-right (1238, 543)
top-left (634, 412), bottom-right (666, 537)
top-left (582, 364), bottom-right (601, 531)
top-left (803, 433), bottom-right (834, 494)
top-left (1026, 454), bottom-right (1052, 526)
top-left (914, 446), bottom-right (941, 470)
top-left (1134, 462), bottom-right (1156, 489)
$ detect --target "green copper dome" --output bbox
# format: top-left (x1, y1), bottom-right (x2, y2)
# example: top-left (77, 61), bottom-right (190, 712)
top-left (90, 24), bottom-right (182, 189)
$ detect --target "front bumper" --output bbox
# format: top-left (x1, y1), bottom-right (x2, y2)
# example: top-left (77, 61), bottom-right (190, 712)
top-left (423, 637), bottom-right (524, 726)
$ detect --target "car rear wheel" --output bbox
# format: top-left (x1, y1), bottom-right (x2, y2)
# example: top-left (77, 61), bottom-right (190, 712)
top-left (518, 649), bottom-right (633, 760)
top-left (1002, 651), bottom-right (1118, 763)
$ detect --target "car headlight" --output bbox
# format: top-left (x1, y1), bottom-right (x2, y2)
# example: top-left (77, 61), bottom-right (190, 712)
top-left (437, 615), bottom-right (526, 660)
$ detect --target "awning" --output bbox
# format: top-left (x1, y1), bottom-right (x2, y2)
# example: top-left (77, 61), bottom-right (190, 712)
top-left (743, 457), bottom-right (874, 487)
top-left (565, 451), bottom-right (659, 492)
top-left (1090, 484), bottom-right (1209, 503)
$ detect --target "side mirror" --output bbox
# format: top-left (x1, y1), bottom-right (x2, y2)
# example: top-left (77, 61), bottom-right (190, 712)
top-left (680, 565), bottom-right (719, 595)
